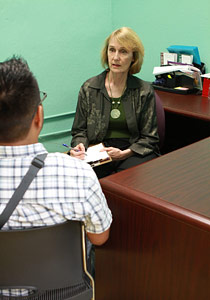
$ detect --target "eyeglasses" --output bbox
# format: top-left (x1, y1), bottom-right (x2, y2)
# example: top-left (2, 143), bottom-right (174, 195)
top-left (39, 91), bottom-right (47, 104)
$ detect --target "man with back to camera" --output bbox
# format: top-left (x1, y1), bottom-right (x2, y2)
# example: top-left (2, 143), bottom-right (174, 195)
top-left (0, 56), bottom-right (112, 296)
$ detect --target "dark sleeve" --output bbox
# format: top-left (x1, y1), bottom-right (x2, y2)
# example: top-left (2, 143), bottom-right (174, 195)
top-left (129, 86), bottom-right (160, 156)
top-left (71, 85), bottom-right (89, 149)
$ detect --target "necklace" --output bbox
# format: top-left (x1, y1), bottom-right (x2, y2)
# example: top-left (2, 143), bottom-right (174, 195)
top-left (108, 73), bottom-right (126, 119)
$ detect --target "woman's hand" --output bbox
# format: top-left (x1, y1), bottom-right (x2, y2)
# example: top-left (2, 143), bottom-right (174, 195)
top-left (70, 143), bottom-right (86, 160)
top-left (101, 147), bottom-right (133, 161)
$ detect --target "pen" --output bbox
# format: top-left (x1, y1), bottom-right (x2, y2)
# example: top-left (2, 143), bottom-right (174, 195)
top-left (62, 143), bottom-right (86, 154)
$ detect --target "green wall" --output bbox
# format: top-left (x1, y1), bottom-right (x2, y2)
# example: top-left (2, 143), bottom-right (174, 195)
top-left (112, 0), bottom-right (210, 81)
top-left (1, 0), bottom-right (209, 152)
top-left (0, 0), bottom-right (112, 152)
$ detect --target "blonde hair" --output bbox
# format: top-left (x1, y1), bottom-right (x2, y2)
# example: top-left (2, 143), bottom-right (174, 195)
top-left (101, 27), bottom-right (144, 74)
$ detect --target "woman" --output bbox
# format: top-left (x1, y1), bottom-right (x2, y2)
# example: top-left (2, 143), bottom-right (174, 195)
top-left (70, 27), bottom-right (160, 178)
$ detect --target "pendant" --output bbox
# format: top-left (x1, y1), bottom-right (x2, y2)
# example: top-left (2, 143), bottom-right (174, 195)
top-left (111, 108), bottom-right (121, 119)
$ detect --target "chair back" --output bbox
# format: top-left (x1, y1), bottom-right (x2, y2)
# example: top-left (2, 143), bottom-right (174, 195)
top-left (0, 221), bottom-right (94, 300)
top-left (155, 92), bottom-right (165, 149)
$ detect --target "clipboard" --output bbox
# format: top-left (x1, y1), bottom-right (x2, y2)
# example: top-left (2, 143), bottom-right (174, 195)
top-left (84, 143), bottom-right (112, 167)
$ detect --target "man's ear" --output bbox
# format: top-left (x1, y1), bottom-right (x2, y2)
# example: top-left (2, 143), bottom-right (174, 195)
top-left (33, 105), bottom-right (44, 131)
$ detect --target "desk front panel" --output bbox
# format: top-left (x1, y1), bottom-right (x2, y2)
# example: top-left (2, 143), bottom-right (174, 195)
top-left (155, 90), bottom-right (210, 154)
top-left (96, 186), bottom-right (210, 300)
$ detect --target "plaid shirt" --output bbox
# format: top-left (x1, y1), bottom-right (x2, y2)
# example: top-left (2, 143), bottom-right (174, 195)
top-left (0, 143), bottom-right (112, 296)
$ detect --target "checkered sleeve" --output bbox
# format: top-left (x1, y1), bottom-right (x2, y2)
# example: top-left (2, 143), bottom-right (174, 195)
top-left (85, 178), bottom-right (112, 233)
top-left (83, 170), bottom-right (112, 233)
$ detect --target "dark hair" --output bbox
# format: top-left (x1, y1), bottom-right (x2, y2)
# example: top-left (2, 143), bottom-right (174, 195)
top-left (0, 56), bottom-right (40, 142)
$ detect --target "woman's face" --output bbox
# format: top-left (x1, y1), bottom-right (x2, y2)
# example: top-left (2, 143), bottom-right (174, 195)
top-left (107, 37), bottom-right (134, 75)
top-left (107, 37), bottom-right (134, 73)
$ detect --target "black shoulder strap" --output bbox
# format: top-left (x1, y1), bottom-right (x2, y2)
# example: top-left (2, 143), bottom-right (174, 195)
top-left (0, 153), bottom-right (47, 230)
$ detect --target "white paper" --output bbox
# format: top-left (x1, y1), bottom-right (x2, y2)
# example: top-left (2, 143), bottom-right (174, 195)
top-left (84, 143), bottom-right (110, 163)
top-left (201, 73), bottom-right (210, 78)
top-left (153, 65), bottom-right (201, 76)
top-left (180, 54), bottom-right (193, 65)
top-left (161, 52), bottom-right (177, 65)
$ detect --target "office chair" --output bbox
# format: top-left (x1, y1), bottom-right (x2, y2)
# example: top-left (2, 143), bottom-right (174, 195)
top-left (155, 92), bottom-right (165, 149)
top-left (0, 221), bottom-right (94, 300)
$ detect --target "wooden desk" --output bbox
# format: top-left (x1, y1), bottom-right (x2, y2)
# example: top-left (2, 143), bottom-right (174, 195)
top-left (155, 90), bottom-right (210, 153)
top-left (96, 138), bottom-right (210, 300)
top-left (155, 90), bottom-right (210, 121)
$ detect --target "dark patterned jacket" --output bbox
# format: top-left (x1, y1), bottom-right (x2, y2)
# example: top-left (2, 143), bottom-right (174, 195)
top-left (71, 71), bottom-right (160, 157)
